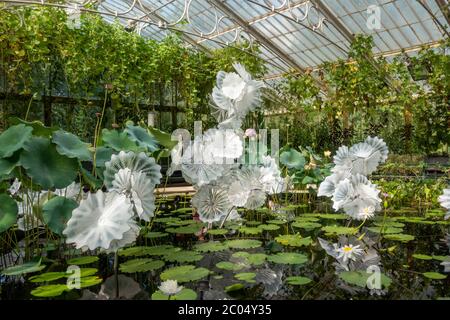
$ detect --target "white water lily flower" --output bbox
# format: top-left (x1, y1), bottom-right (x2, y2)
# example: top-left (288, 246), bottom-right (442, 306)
top-left (192, 184), bottom-right (232, 223)
top-left (332, 174), bottom-right (381, 220)
top-left (334, 244), bottom-right (364, 263)
top-left (438, 189), bottom-right (450, 220)
top-left (63, 191), bottom-right (134, 251)
top-left (159, 280), bottom-right (183, 296)
top-left (111, 168), bottom-right (156, 221)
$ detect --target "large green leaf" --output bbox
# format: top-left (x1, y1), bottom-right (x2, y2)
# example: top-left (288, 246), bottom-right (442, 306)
top-left (93, 147), bottom-right (114, 167)
top-left (42, 196), bottom-right (78, 235)
top-left (101, 129), bottom-right (141, 152)
top-left (52, 130), bottom-right (91, 161)
top-left (160, 265), bottom-right (209, 283)
top-left (29, 272), bottom-right (67, 283)
top-left (147, 126), bottom-right (179, 150)
top-left (66, 256), bottom-right (99, 265)
top-left (1, 258), bottom-right (45, 276)
top-left (339, 271), bottom-right (392, 289)
top-left (280, 148), bottom-right (306, 170)
top-left (0, 150), bottom-right (21, 177)
top-left (30, 284), bottom-right (68, 297)
top-left (0, 124), bottom-right (33, 158)
top-left (20, 137), bottom-right (79, 189)
top-left (0, 194), bottom-right (18, 233)
top-left (125, 124), bottom-right (158, 152)
top-left (225, 239), bottom-right (262, 249)
top-left (286, 276), bottom-right (312, 286)
top-left (9, 117), bottom-right (58, 137)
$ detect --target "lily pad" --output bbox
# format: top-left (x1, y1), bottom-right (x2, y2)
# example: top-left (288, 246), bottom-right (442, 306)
top-left (267, 252), bottom-right (308, 265)
top-left (423, 272), bottom-right (447, 280)
top-left (160, 265), bottom-right (209, 283)
top-left (119, 245), bottom-right (179, 257)
top-left (367, 226), bottom-right (403, 234)
top-left (232, 252), bottom-right (267, 266)
top-left (0, 124), bottom-right (33, 158)
top-left (235, 272), bottom-right (256, 283)
top-left (224, 283), bottom-right (245, 292)
top-left (119, 259), bottom-right (165, 273)
top-left (239, 227), bottom-right (262, 235)
top-left (1, 258), bottom-right (45, 276)
top-left (166, 223), bottom-right (203, 234)
top-left (67, 256), bottom-right (99, 265)
top-left (79, 276), bottom-right (103, 288)
top-left (317, 214), bottom-right (348, 220)
top-left (194, 241), bottom-right (228, 253)
top-left (383, 233), bottom-right (415, 242)
top-left (164, 251), bottom-right (203, 263)
top-left (42, 196), bottom-right (78, 235)
top-left (275, 235), bottom-right (312, 247)
top-left (144, 232), bottom-right (169, 239)
top-left (216, 261), bottom-right (245, 271)
top-left (29, 272), bottom-right (67, 283)
top-left (257, 224), bottom-right (280, 231)
top-left (291, 221), bottom-right (322, 230)
top-left (30, 284), bottom-right (68, 297)
top-left (226, 239), bottom-right (262, 249)
top-left (20, 137), bottom-right (78, 189)
top-left (151, 288), bottom-right (197, 300)
top-left (207, 229), bottom-right (229, 235)
top-left (339, 271), bottom-right (392, 288)
top-left (101, 129), bottom-right (141, 152)
top-left (0, 193), bottom-right (18, 233)
top-left (285, 276), bottom-right (312, 285)
top-left (321, 225), bottom-right (357, 235)
top-left (412, 254), bottom-right (433, 260)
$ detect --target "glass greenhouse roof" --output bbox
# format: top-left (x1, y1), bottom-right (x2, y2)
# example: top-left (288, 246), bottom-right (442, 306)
top-left (95, 0), bottom-right (449, 79)
top-left (4, 0), bottom-right (449, 78)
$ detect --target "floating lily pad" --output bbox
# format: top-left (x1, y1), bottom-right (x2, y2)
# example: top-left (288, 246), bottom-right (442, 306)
top-left (339, 271), bottom-right (392, 289)
top-left (275, 235), bottom-right (312, 247)
top-left (367, 226), bottom-right (403, 234)
top-left (257, 224), bottom-right (280, 231)
top-left (29, 272), bottom-right (67, 283)
top-left (66, 256), bottom-right (99, 265)
top-left (0, 124), bottom-right (33, 158)
top-left (78, 268), bottom-right (98, 277)
top-left (30, 284), bottom-right (68, 297)
top-left (164, 251), bottom-right (203, 263)
top-left (207, 229), bottom-right (229, 235)
top-left (383, 233), bottom-right (415, 242)
top-left (422, 272), bottom-right (447, 280)
top-left (226, 239), bottom-right (262, 249)
top-left (52, 130), bottom-right (91, 161)
top-left (151, 288), bottom-right (197, 300)
top-left (144, 232), bottom-right (169, 239)
top-left (239, 227), bottom-right (262, 235)
top-left (266, 219), bottom-right (286, 225)
top-left (232, 252), bottom-right (267, 266)
top-left (245, 221), bottom-right (261, 226)
top-left (224, 283), bottom-right (244, 292)
top-left (1, 258), bottom-right (45, 276)
top-left (321, 225), bottom-right (357, 235)
top-left (42, 196), bottom-right (78, 235)
top-left (291, 221), bottom-right (322, 230)
top-left (166, 223), bottom-right (203, 234)
top-left (160, 265), bottom-right (209, 283)
top-left (119, 245), bottom-right (179, 257)
top-left (0, 193), bottom-right (18, 233)
top-left (285, 276), bottom-right (312, 286)
top-left (267, 252), bottom-right (308, 265)
top-left (235, 272), bottom-right (256, 283)
top-left (119, 259), bottom-right (165, 273)
top-left (412, 254), bottom-right (433, 260)
top-left (432, 255), bottom-right (450, 262)
top-left (79, 276), bottom-right (103, 288)
top-left (317, 213), bottom-right (348, 220)
top-left (216, 261), bottom-right (245, 271)
top-left (194, 241), bottom-right (228, 253)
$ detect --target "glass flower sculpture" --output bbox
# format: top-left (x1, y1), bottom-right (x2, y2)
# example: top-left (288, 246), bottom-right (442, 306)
top-left (438, 189), bottom-right (450, 220)
top-left (168, 63), bottom-right (286, 224)
top-left (318, 137), bottom-right (388, 220)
